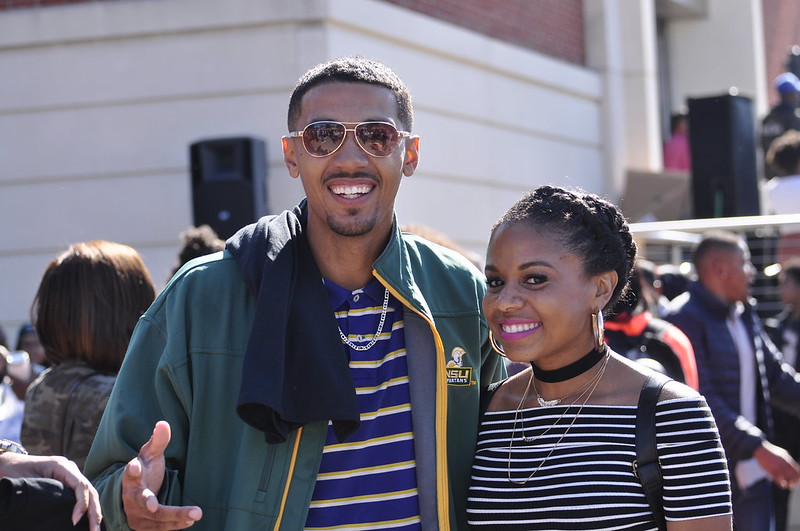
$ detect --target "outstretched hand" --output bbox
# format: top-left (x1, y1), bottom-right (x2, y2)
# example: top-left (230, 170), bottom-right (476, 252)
top-left (121, 421), bottom-right (202, 530)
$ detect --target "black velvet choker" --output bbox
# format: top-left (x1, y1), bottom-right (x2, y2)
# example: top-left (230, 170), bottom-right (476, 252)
top-left (531, 346), bottom-right (608, 383)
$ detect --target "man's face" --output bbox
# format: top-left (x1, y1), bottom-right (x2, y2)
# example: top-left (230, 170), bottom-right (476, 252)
top-left (719, 242), bottom-right (755, 303)
top-left (282, 82), bottom-right (419, 241)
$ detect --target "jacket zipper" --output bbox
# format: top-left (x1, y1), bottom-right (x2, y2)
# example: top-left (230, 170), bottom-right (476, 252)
top-left (273, 426), bottom-right (304, 531)
top-left (374, 271), bottom-right (451, 530)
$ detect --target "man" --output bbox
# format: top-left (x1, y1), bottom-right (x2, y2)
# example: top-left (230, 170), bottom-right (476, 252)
top-left (763, 72), bottom-right (800, 181)
top-left (765, 259), bottom-right (800, 531)
top-left (0, 439), bottom-right (102, 530)
top-left (664, 231), bottom-right (800, 531)
top-left (764, 129), bottom-right (800, 264)
top-left (84, 56), bottom-right (505, 530)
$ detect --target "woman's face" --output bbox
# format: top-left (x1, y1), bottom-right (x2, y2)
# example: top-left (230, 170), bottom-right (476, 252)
top-left (483, 221), bottom-right (615, 367)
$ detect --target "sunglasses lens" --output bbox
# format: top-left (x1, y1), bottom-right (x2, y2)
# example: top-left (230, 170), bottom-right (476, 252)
top-left (356, 123), bottom-right (400, 157)
top-left (302, 122), bottom-right (346, 156)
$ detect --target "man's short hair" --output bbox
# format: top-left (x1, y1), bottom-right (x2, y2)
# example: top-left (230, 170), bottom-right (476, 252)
top-left (692, 230), bottom-right (744, 269)
top-left (287, 56), bottom-right (413, 132)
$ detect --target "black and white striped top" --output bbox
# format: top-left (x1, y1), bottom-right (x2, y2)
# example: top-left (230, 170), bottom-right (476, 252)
top-left (468, 397), bottom-right (731, 530)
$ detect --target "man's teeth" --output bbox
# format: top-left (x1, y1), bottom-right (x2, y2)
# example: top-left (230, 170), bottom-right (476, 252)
top-left (502, 322), bottom-right (539, 333)
top-left (331, 185), bottom-right (372, 198)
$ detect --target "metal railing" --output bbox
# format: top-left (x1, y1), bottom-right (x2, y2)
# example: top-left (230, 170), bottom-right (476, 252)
top-left (629, 214), bottom-right (800, 318)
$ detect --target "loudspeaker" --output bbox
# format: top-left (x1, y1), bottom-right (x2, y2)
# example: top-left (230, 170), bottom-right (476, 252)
top-left (190, 137), bottom-right (268, 240)
top-left (687, 94), bottom-right (760, 218)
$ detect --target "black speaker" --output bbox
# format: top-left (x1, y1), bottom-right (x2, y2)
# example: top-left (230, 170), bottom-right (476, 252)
top-left (687, 94), bottom-right (761, 218)
top-left (190, 137), bottom-right (268, 240)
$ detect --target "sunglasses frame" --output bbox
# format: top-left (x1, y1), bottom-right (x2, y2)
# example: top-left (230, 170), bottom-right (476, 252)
top-left (287, 121), bottom-right (410, 158)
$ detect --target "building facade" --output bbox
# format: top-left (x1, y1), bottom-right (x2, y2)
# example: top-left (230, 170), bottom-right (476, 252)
top-left (0, 0), bottom-right (796, 337)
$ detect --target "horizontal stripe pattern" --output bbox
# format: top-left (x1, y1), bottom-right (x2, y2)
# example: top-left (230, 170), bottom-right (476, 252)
top-left (468, 397), bottom-right (731, 529)
top-left (307, 281), bottom-right (420, 531)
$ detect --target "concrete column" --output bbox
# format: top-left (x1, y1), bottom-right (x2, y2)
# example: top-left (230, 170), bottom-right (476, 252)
top-left (584, 0), bottom-right (662, 202)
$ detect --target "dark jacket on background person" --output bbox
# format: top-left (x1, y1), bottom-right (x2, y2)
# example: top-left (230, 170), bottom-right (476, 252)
top-left (664, 282), bottom-right (800, 467)
top-left (765, 309), bottom-right (800, 458)
top-left (84, 202), bottom-right (505, 531)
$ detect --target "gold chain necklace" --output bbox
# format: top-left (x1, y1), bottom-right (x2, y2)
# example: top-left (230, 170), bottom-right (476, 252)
top-left (507, 354), bottom-right (610, 485)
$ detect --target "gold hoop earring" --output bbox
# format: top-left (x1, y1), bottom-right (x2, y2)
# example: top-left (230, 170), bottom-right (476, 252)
top-left (591, 310), bottom-right (605, 352)
top-left (488, 331), bottom-right (507, 358)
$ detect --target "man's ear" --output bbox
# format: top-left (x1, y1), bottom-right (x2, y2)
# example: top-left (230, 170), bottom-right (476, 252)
top-left (593, 270), bottom-right (618, 309)
top-left (403, 136), bottom-right (420, 177)
top-left (282, 136), bottom-right (300, 178)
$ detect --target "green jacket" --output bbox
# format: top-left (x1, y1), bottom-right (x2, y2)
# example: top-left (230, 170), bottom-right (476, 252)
top-left (84, 221), bottom-right (504, 531)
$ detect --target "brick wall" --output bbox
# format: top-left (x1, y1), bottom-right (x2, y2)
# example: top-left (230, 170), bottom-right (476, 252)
top-left (382, 0), bottom-right (585, 65)
top-left (0, 0), bottom-right (586, 66)
top-left (0, 0), bottom-right (97, 8)
top-left (762, 0), bottom-right (800, 107)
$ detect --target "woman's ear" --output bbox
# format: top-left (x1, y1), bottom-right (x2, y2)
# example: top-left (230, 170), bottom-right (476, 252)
top-left (593, 270), bottom-right (618, 309)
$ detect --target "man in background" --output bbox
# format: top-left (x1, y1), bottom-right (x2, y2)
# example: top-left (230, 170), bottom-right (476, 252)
top-left (665, 231), bottom-right (800, 531)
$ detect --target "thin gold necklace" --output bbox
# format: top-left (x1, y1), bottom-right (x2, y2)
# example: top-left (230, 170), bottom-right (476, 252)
top-left (507, 354), bottom-right (610, 485)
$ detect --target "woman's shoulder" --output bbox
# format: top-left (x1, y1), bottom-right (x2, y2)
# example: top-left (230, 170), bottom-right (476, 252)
top-left (29, 362), bottom-right (114, 398)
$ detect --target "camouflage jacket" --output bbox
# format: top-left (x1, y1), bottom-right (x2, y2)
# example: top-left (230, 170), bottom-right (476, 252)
top-left (21, 360), bottom-right (115, 470)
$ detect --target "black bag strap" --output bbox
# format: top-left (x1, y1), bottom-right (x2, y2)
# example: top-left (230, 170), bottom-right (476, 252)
top-left (635, 373), bottom-right (670, 530)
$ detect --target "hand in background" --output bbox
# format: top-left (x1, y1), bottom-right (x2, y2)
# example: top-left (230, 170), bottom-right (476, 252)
top-left (0, 451), bottom-right (103, 531)
top-left (755, 440), bottom-right (800, 489)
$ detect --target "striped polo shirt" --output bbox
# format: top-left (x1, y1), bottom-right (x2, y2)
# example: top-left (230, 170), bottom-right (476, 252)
top-left (304, 278), bottom-right (421, 531)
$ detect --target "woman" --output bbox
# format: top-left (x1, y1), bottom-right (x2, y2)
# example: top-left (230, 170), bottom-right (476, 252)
top-left (467, 186), bottom-right (732, 529)
top-left (21, 241), bottom-right (156, 469)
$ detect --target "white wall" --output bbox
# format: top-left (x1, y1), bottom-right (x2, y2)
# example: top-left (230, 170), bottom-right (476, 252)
top-left (0, 0), bottom-right (605, 335)
top-left (667, 0), bottom-right (768, 115)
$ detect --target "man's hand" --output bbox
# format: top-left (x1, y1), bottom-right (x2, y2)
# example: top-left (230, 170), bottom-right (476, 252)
top-left (754, 440), bottom-right (800, 489)
top-left (0, 451), bottom-right (103, 531)
top-left (121, 421), bottom-right (202, 530)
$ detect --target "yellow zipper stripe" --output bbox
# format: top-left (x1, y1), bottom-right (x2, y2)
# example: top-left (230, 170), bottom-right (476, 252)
top-left (374, 271), bottom-right (450, 530)
top-left (274, 426), bottom-right (304, 531)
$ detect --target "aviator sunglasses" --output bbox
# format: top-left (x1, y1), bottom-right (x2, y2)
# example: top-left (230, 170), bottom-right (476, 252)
top-left (288, 121), bottom-right (410, 158)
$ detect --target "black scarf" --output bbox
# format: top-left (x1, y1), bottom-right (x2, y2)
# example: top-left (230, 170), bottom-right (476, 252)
top-left (225, 201), bottom-right (360, 444)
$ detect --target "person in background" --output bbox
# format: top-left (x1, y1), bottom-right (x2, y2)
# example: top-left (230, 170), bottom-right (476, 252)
top-left (0, 325), bottom-right (26, 443)
top-left (16, 323), bottom-right (46, 367)
top-left (634, 259), bottom-right (671, 317)
top-left (604, 263), bottom-right (699, 390)
top-left (21, 241), bottom-right (156, 470)
top-left (664, 230), bottom-right (800, 531)
top-left (171, 224), bottom-right (225, 277)
top-left (0, 438), bottom-right (102, 530)
top-left (85, 56), bottom-right (505, 531)
top-left (765, 129), bottom-right (800, 264)
top-left (0, 323), bottom-right (48, 405)
top-left (468, 185), bottom-right (731, 529)
top-left (663, 111), bottom-right (691, 172)
top-left (657, 262), bottom-right (694, 302)
top-left (765, 258), bottom-right (800, 531)
top-left (762, 72), bottom-right (800, 180)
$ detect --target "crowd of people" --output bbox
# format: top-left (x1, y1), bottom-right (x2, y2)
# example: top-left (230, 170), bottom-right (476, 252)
top-left (4, 55), bottom-right (800, 530)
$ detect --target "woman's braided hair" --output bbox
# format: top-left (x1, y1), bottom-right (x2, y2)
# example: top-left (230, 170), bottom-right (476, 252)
top-left (492, 185), bottom-right (638, 314)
